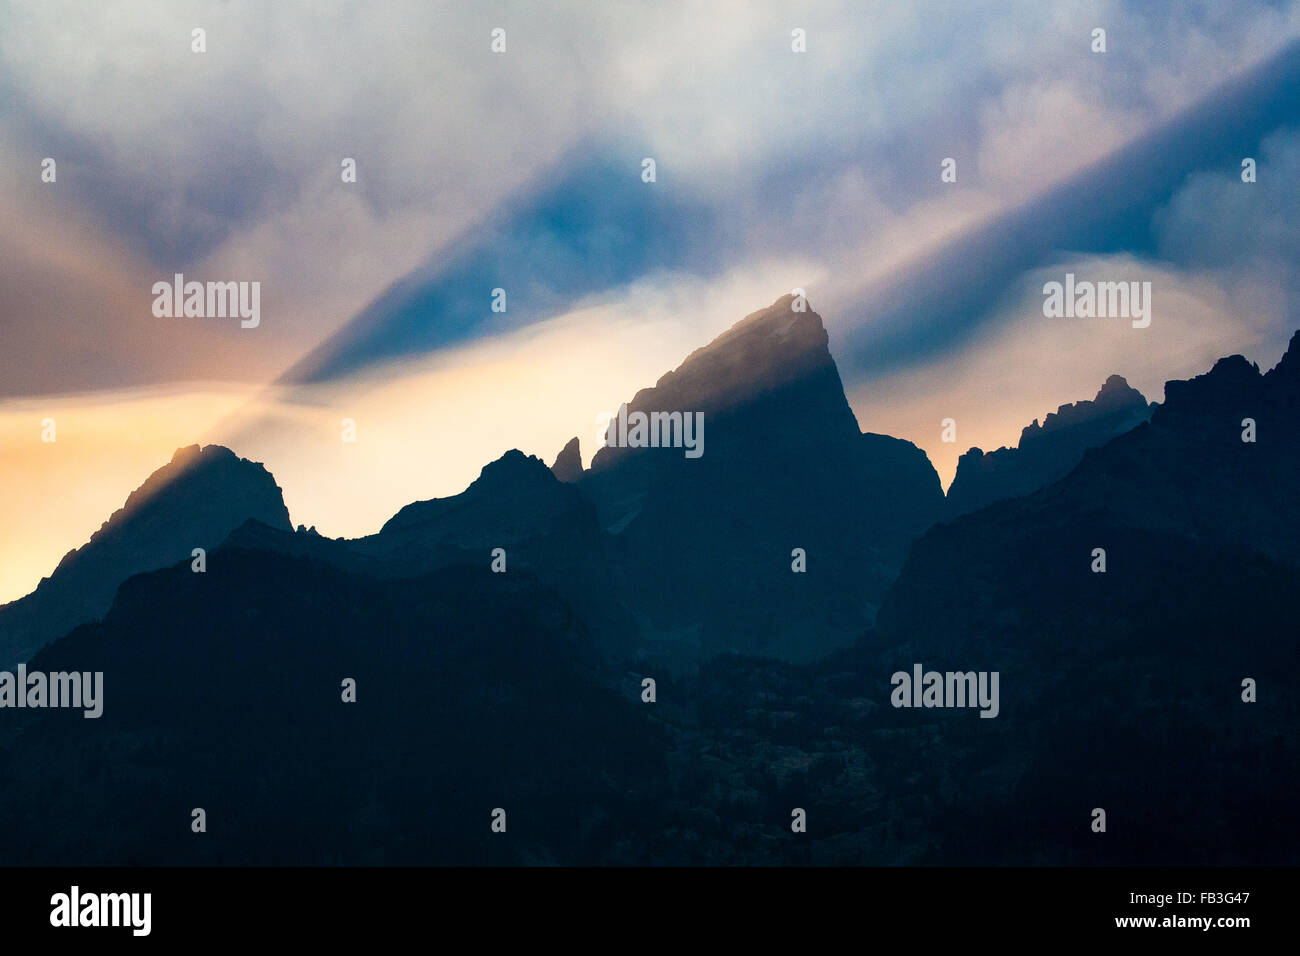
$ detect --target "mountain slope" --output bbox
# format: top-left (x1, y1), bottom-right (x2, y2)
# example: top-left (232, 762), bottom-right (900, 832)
top-left (867, 331), bottom-right (1300, 862)
top-left (0, 548), bottom-right (667, 865)
top-left (0, 444), bottom-right (292, 666)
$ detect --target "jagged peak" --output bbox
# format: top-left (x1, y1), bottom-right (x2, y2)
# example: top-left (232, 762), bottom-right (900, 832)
top-left (1265, 329), bottom-right (1300, 393)
top-left (1273, 329), bottom-right (1300, 370)
top-left (378, 446), bottom-right (585, 538)
top-left (588, 294), bottom-right (854, 472)
top-left (1163, 353), bottom-right (1259, 397)
top-left (470, 449), bottom-right (556, 491)
top-left (26, 444), bottom-right (293, 597)
top-left (1149, 332), bottom-right (1300, 421)
top-left (1019, 375), bottom-right (1149, 445)
top-left (1096, 374), bottom-right (1137, 400)
top-left (642, 296), bottom-right (832, 400)
top-left (550, 437), bottom-right (583, 483)
top-left (99, 444), bottom-right (286, 538)
top-left (671, 294), bottom-right (829, 374)
top-left (1209, 354), bottom-right (1260, 378)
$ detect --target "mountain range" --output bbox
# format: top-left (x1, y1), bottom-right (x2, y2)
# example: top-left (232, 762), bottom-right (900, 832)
top-left (0, 298), bottom-right (1295, 865)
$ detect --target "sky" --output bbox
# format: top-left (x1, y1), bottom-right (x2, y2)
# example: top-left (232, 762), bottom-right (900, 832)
top-left (2, 0), bottom-right (1299, 604)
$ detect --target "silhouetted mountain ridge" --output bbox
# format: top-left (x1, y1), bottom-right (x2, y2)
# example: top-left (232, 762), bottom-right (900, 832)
top-left (946, 374), bottom-right (1154, 517)
top-left (0, 310), bottom-right (1296, 865)
top-left (865, 331), bottom-right (1300, 862)
top-left (0, 444), bottom-right (291, 666)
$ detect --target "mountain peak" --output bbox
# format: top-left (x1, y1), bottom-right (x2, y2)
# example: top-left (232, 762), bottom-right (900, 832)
top-left (1096, 374), bottom-right (1138, 402)
top-left (668, 295), bottom-right (831, 388)
top-left (0, 444), bottom-right (292, 666)
top-left (471, 449), bottom-right (556, 492)
top-left (949, 377), bottom-right (1153, 517)
top-left (589, 294), bottom-right (849, 475)
top-left (550, 437), bottom-right (583, 482)
top-left (92, 444), bottom-right (287, 545)
top-left (1272, 329), bottom-right (1300, 374)
top-left (1020, 375), bottom-right (1149, 446)
top-left (380, 449), bottom-right (568, 537)
top-left (1265, 329), bottom-right (1300, 405)
top-left (1156, 354), bottom-right (1261, 429)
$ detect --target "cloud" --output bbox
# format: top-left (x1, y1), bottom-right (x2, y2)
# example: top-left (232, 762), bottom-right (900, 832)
top-left (3, 1), bottom-right (1297, 395)
top-left (830, 37), bottom-right (1300, 383)
top-left (1155, 126), bottom-right (1300, 288)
